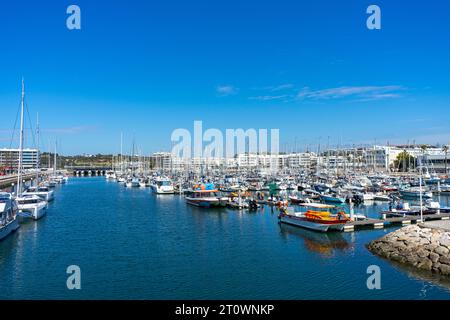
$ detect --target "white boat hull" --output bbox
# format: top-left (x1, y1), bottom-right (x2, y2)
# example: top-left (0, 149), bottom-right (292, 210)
top-left (18, 203), bottom-right (47, 220)
top-left (400, 190), bottom-right (433, 198)
top-left (279, 214), bottom-right (345, 232)
top-left (151, 185), bottom-right (175, 194)
top-left (23, 191), bottom-right (54, 202)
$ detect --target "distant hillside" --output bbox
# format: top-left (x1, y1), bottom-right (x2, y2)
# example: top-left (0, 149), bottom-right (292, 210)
top-left (40, 153), bottom-right (113, 168)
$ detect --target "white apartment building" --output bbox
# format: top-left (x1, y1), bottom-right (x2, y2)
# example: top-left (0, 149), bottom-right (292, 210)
top-left (148, 144), bottom-right (449, 174)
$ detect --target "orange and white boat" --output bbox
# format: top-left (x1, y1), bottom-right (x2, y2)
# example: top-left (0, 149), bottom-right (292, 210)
top-left (185, 183), bottom-right (228, 208)
top-left (278, 203), bottom-right (350, 232)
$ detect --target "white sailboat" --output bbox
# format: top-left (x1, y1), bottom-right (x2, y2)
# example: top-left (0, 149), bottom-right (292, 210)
top-left (23, 113), bottom-right (55, 202)
top-left (15, 80), bottom-right (48, 220)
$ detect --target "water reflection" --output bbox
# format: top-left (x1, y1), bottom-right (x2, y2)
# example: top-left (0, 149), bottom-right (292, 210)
top-left (279, 224), bottom-right (353, 257)
top-left (386, 258), bottom-right (450, 292)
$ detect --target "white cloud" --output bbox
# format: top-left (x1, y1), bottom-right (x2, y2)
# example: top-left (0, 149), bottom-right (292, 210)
top-left (268, 84), bottom-right (294, 92)
top-left (297, 85), bottom-right (406, 101)
top-left (249, 95), bottom-right (289, 101)
top-left (216, 85), bottom-right (238, 96)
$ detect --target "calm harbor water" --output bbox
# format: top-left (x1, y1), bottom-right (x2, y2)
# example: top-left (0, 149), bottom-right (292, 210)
top-left (1, 177), bottom-right (450, 300)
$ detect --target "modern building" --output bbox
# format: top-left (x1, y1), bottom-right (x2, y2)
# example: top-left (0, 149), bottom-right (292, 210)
top-left (148, 144), bottom-right (449, 174)
top-left (418, 154), bottom-right (450, 174)
top-left (0, 148), bottom-right (39, 171)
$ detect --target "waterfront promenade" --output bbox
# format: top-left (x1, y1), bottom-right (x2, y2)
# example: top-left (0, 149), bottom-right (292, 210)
top-left (0, 171), bottom-right (54, 188)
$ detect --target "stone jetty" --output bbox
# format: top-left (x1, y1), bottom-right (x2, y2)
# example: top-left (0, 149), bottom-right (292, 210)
top-left (367, 224), bottom-right (450, 275)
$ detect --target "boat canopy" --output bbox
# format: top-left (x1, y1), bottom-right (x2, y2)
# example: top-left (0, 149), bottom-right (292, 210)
top-left (194, 183), bottom-right (215, 191)
top-left (299, 203), bottom-right (335, 209)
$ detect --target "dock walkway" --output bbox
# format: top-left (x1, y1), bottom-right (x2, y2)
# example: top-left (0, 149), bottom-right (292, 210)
top-left (343, 212), bottom-right (450, 232)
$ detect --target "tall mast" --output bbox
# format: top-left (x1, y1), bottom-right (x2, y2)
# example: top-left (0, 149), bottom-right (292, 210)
top-left (17, 78), bottom-right (25, 196)
top-left (54, 140), bottom-right (57, 173)
top-left (35, 112), bottom-right (40, 185)
top-left (120, 132), bottom-right (123, 172)
top-left (132, 137), bottom-right (135, 175)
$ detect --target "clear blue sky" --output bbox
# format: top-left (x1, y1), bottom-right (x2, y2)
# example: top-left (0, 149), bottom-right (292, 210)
top-left (0, 0), bottom-right (449, 155)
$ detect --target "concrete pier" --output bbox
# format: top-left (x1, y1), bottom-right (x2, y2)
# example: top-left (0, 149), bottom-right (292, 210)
top-left (343, 212), bottom-right (450, 232)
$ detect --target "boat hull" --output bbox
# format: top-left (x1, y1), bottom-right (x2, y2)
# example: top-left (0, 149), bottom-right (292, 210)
top-left (320, 195), bottom-right (345, 203)
top-left (279, 214), bottom-right (346, 232)
top-left (18, 203), bottom-right (47, 220)
top-left (151, 186), bottom-right (175, 194)
top-left (0, 218), bottom-right (20, 241)
top-left (186, 198), bottom-right (225, 208)
top-left (400, 191), bottom-right (433, 199)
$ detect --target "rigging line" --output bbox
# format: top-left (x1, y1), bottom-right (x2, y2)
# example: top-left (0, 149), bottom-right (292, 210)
top-left (25, 100), bottom-right (37, 149)
top-left (8, 101), bottom-right (21, 149)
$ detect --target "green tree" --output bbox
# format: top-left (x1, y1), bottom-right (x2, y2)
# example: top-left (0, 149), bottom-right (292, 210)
top-left (394, 151), bottom-right (416, 172)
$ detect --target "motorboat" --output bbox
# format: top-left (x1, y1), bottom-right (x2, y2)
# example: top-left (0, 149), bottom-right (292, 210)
top-left (16, 194), bottom-right (47, 220)
top-left (373, 193), bottom-right (391, 201)
top-left (399, 187), bottom-right (433, 199)
top-left (105, 171), bottom-right (116, 179)
top-left (0, 192), bottom-right (20, 241)
top-left (126, 177), bottom-right (140, 188)
top-left (23, 185), bottom-right (54, 202)
top-left (150, 177), bottom-right (175, 194)
top-left (185, 184), bottom-right (227, 208)
top-left (289, 194), bottom-right (311, 205)
top-left (278, 203), bottom-right (350, 232)
top-left (320, 193), bottom-right (346, 204)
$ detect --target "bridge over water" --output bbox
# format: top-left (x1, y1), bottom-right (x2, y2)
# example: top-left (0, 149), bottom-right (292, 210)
top-left (65, 166), bottom-right (112, 177)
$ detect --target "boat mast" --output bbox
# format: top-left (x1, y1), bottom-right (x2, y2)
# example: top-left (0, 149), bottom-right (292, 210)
top-left (35, 112), bottom-right (40, 186)
top-left (120, 132), bottom-right (123, 173)
top-left (419, 164), bottom-right (423, 223)
top-left (54, 140), bottom-right (57, 173)
top-left (17, 78), bottom-right (25, 196)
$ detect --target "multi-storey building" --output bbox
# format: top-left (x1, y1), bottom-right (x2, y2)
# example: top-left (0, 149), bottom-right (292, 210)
top-left (0, 148), bottom-right (39, 171)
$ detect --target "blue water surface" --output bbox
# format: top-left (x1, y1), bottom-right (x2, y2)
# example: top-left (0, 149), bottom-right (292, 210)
top-left (1, 177), bottom-right (450, 300)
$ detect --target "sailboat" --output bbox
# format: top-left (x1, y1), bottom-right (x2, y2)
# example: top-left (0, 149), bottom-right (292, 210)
top-left (14, 80), bottom-right (48, 220)
top-left (125, 138), bottom-right (140, 187)
top-left (23, 113), bottom-right (55, 202)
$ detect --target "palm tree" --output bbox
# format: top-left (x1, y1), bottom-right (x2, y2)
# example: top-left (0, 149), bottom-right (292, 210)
top-left (443, 145), bottom-right (449, 176)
